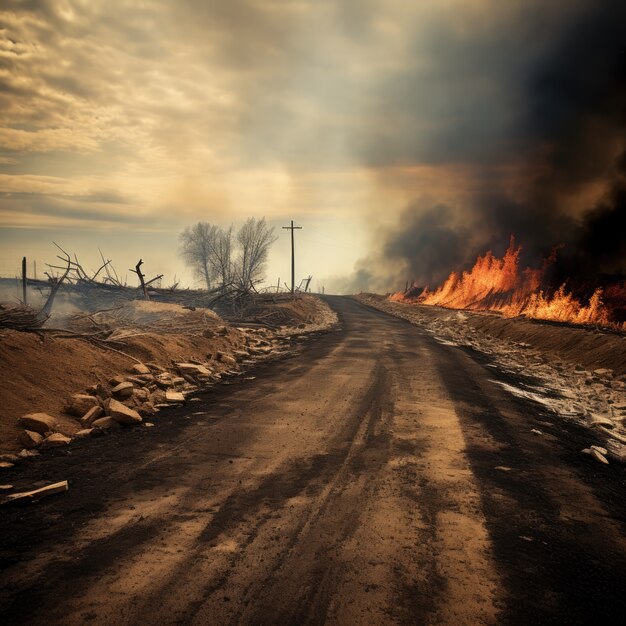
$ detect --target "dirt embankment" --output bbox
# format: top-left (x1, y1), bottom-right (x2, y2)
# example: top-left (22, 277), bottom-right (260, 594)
top-left (0, 295), bottom-right (336, 456)
top-left (355, 294), bottom-right (626, 460)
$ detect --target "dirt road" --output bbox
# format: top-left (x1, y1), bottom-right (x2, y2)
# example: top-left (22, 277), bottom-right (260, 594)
top-left (1, 296), bottom-right (626, 625)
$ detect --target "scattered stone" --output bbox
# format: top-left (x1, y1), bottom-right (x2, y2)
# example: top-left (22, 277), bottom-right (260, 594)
top-left (40, 433), bottom-right (71, 449)
top-left (19, 430), bottom-right (43, 449)
top-left (171, 376), bottom-right (186, 386)
top-left (590, 448), bottom-right (609, 464)
top-left (144, 422), bottom-right (155, 427)
top-left (593, 368), bottom-right (613, 377)
top-left (17, 449), bottom-right (39, 458)
top-left (19, 413), bottom-right (56, 435)
top-left (108, 399), bottom-right (142, 425)
top-left (95, 383), bottom-right (111, 400)
top-left (132, 363), bottom-right (151, 375)
top-left (0, 462), bottom-right (14, 469)
top-left (150, 389), bottom-right (166, 404)
top-left (165, 390), bottom-right (185, 403)
top-left (530, 429), bottom-right (543, 436)
top-left (133, 388), bottom-right (149, 402)
top-left (0, 485), bottom-right (13, 491)
top-left (65, 394), bottom-right (99, 417)
top-left (590, 445), bottom-right (608, 455)
top-left (495, 466), bottom-right (513, 471)
top-left (112, 381), bottom-right (134, 399)
top-left (136, 402), bottom-right (157, 416)
top-left (218, 353), bottom-right (237, 366)
top-left (81, 405), bottom-right (104, 426)
top-left (145, 362), bottom-right (167, 373)
top-left (589, 415), bottom-right (614, 429)
top-left (606, 445), bottom-right (626, 464)
top-left (177, 362), bottom-right (212, 376)
top-left (92, 416), bottom-right (122, 429)
top-left (155, 374), bottom-right (174, 388)
top-left (109, 376), bottom-right (126, 387)
top-left (74, 428), bottom-right (93, 438)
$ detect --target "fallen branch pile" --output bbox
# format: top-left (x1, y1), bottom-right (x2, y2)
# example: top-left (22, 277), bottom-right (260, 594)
top-left (0, 304), bottom-right (47, 330)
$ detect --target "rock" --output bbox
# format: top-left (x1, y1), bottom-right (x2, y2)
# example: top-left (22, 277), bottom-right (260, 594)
top-left (0, 485), bottom-right (13, 491)
top-left (220, 354), bottom-right (237, 367)
top-left (0, 461), bottom-right (14, 469)
top-left (65, 394), bottom-right (99, 417)
top-left (607, 445), bottom-right (626, 464)
top-left (593, 368), bottom-right (613, 377)
top-left (109, 376), bottom-right (126, 386)
top-left (165, 390), bottom-right (185, 403)
top-left (202, 328), bottom-right (216, 338)
top-left (171, 376), bottom-right (185, 386)
top-left (137, 402), bottom-right (157, 416)
top-left (589, 415), bottom-right (614, 429)
top-left (155, 374), bottom-right (174, 388)
top-left (81, 405), bottom-right (104, 426)
top-left (590, 448), bottom-right (609, 464)
top-left (145, 362), bottom-right (167, 373)
top-left (108, 399), bottom-right (142, 425)
top-left (19, 413), bottom-right (57, 435)
top-left (144, 422), bottom-right (155, 427)
top-left (590, 445), bottom-right (608, 455)
top-left (92, 416), bottom-right (122, 429)
top-left (74, 429), bottom-right (93, 438)
top-left (40, 433), bottom-right (71, 449)
top-left (95, 383), bottom-right (111, 400)
top-left (150, 389), bottom-right (166, 404)
top-left (530, 429), bottom-right (543, 436)
top-left (0, 454), bottom-right (20, 463)
top-left (176, 363), bottom-right (211, 376)
top-left (17, 449), bottom-right (39, 458)
top-left (112, 382), bottom-right (134, 399)
top-left (133, 388), bottom-right (149, 402)
top-left (132, 363), bottom-right (151, 375)
top-left (18, 430), bottom-right (43, 449)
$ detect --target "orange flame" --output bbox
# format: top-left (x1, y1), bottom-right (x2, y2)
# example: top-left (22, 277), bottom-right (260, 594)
top-left (391, 238), bottom-right (625, 329)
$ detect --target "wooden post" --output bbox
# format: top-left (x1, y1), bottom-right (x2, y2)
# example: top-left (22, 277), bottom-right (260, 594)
top-left (276, 277), bottom-right (280, 293)
top-left (21, 256), bottom-right (27, 305)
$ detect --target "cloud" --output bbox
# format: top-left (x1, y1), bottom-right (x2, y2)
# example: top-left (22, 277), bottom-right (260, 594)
top-left (0, 0), bottom-right (624, 290)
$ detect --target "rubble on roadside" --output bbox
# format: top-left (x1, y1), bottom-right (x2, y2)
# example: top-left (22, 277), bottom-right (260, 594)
top-left (5, 297), bottom-right (338, 460)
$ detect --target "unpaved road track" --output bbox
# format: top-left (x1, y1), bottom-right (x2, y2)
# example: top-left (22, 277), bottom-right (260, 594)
top-left (1, 296), bottom-right (626, 625)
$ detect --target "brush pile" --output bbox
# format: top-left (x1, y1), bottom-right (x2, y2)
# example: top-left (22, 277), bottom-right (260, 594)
top-left (0, 304), bottom-right (46, 331)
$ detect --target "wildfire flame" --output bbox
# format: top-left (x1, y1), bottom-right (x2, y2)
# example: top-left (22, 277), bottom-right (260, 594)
top-left (391, 238), bottom-right (625, 329)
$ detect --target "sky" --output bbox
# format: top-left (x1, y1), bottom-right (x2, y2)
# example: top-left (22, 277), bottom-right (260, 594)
top-left (0, 0), bottom-right (624, 293)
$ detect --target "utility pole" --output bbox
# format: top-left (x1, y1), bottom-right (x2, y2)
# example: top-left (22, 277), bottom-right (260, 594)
top-left (282, 220), bottom-right (302, 294)
top-left (21, 256), bottom-right (27, 305)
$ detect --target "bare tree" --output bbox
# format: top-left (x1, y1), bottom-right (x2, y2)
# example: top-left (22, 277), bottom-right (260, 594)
top-left (234, 217), bottom-right (277, 291)
top-left (179, 222), bottom-right (219, 289)
top-left (208, 224), bottom-right (234, 287)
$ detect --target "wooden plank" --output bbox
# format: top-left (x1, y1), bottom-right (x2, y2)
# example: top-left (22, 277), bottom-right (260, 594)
top-left (1, 480), bottom-right (68, 505)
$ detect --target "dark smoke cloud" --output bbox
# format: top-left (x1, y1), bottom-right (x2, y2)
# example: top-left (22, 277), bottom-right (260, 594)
top-left (351, 0), bottom-right (626, 292)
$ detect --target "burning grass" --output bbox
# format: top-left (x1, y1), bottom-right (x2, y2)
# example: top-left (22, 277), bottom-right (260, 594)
top-left (392, 238), bottom-right (626, 330)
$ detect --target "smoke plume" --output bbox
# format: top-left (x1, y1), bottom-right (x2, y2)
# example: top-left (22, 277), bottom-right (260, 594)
top-left (347, 0), bottom-right (626, 292)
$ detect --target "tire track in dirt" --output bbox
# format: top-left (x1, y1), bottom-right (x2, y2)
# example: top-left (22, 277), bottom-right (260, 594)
top-left (1, 297), bottom-right (625, 625)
